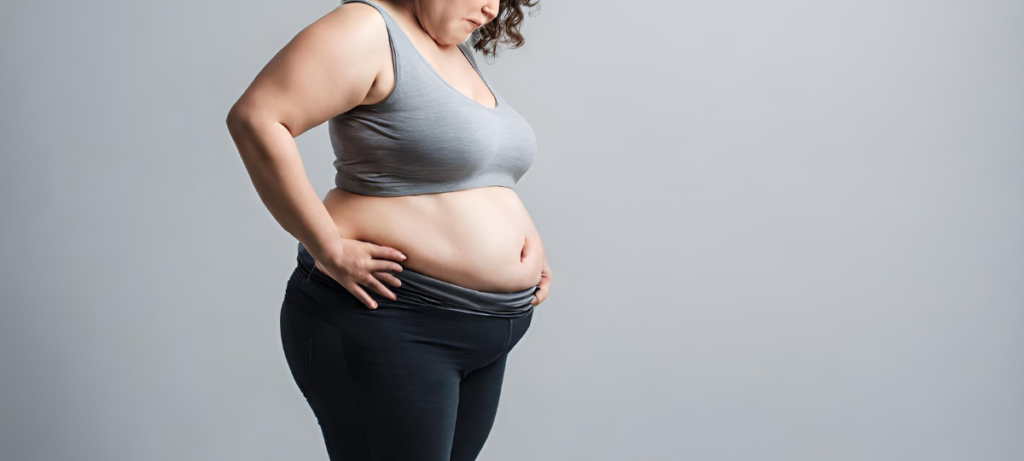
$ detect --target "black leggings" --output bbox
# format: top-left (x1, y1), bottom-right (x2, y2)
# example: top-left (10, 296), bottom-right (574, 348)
top-left (279, 249), bottom-right (535, 460)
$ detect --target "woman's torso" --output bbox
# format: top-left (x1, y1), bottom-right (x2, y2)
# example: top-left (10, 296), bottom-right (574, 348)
top-left (321, 0), bottom-right (544, 293)
top-left (324, 187), bottom-right (544, 293)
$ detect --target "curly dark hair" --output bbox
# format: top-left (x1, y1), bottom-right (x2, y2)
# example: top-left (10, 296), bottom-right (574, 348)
top-left (469, 0), bottom-right (541, 59)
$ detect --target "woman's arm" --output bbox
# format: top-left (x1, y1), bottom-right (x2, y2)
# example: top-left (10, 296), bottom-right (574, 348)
top-left (225, 3), bottom-right (391, 258)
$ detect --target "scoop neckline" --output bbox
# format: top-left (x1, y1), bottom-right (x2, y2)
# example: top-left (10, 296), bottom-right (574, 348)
top-left (355, 0), bottom-right (502, 111)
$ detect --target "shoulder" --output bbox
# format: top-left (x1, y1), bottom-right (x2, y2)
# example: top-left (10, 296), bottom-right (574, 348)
top-left (283, 2), bottom-right (392, 86)
top-left (228, 2), bottom-right (394, 134)
top-left (305, 2), bottom-right (390, 48)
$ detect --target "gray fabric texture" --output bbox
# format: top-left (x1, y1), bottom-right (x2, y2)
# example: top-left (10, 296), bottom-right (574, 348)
top-left (329, 0), bottom-right (538, 197)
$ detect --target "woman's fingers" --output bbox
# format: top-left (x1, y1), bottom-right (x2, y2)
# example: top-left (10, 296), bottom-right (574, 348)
top-left (531, 282), bottom-right (547, 305)
top-left (374, 271), bottom-right (402, 288)
top-left (370, 243), bottom-right (407, 262)
top-left (339, 273), bottom-right (398, 310)
top-left (531, 285), bottom-right (549, 305)
top-left (532, 261), bottom-right (553, 306)
top-left (370, 258), bottom-right (403, 273)
top-left (342, 281), bottom-right (378, 309)
top-left (363, 274), bottom-right (397, 301)
top-left (313, 243), bottom-right (405, 310)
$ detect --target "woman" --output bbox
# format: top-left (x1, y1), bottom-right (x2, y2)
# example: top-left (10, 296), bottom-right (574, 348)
top-left (225, 0), bottom-right (551, 459)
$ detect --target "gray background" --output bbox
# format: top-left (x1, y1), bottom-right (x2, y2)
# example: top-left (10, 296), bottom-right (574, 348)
top-left (2, 0), bottom-right (1022, 460)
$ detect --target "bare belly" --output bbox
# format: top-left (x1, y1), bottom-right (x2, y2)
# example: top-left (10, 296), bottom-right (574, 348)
top-left (322, 186), bottom-right (546, 293)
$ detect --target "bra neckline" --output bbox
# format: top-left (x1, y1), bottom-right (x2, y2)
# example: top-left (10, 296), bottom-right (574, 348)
top-left (349, 0), bottom-right (502, 111)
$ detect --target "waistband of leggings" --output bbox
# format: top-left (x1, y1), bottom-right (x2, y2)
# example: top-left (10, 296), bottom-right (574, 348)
top-left (296, 242), bottom-right (536, 317)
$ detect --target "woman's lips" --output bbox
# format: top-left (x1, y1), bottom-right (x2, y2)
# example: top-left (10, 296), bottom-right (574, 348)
top-left (467, 19), bottom-right (480, 27)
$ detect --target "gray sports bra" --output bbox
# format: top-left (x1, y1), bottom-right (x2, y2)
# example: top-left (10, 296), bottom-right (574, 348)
top-left (330, 0), bottom-right (537, 197)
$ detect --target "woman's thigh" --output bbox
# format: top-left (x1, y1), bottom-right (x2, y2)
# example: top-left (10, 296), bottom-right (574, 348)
top-left (279, 270), bottom-right (519, 460)
top-left (451, 310), bottom-right (533, 461)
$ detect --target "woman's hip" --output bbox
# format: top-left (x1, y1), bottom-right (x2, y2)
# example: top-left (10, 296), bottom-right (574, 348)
top-left (295, 241), bottom-right (536, 319)
top-left (280, 268), bottom-right (535, 384)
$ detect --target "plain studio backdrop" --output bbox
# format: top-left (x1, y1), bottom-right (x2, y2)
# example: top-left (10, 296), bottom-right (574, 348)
top-left (1, 0), bottom-right (1022, 459)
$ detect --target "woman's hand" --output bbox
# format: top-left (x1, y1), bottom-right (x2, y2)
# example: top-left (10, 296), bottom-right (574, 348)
top-left (310, 238), bottom-right (406, 310)
top-left (531, 257), bottom-right (553, 306)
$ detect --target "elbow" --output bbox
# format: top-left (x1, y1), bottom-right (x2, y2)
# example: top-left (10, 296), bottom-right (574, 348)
top-left (225, 103), bottom-right (254, 134)
top-left (226, 103), bottom-right (294, 139)
top-left (225, 103), bottom-right (267, 163)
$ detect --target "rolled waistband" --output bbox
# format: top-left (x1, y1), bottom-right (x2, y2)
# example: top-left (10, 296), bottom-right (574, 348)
top-left (297, 242), bottom-right (536, 318)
